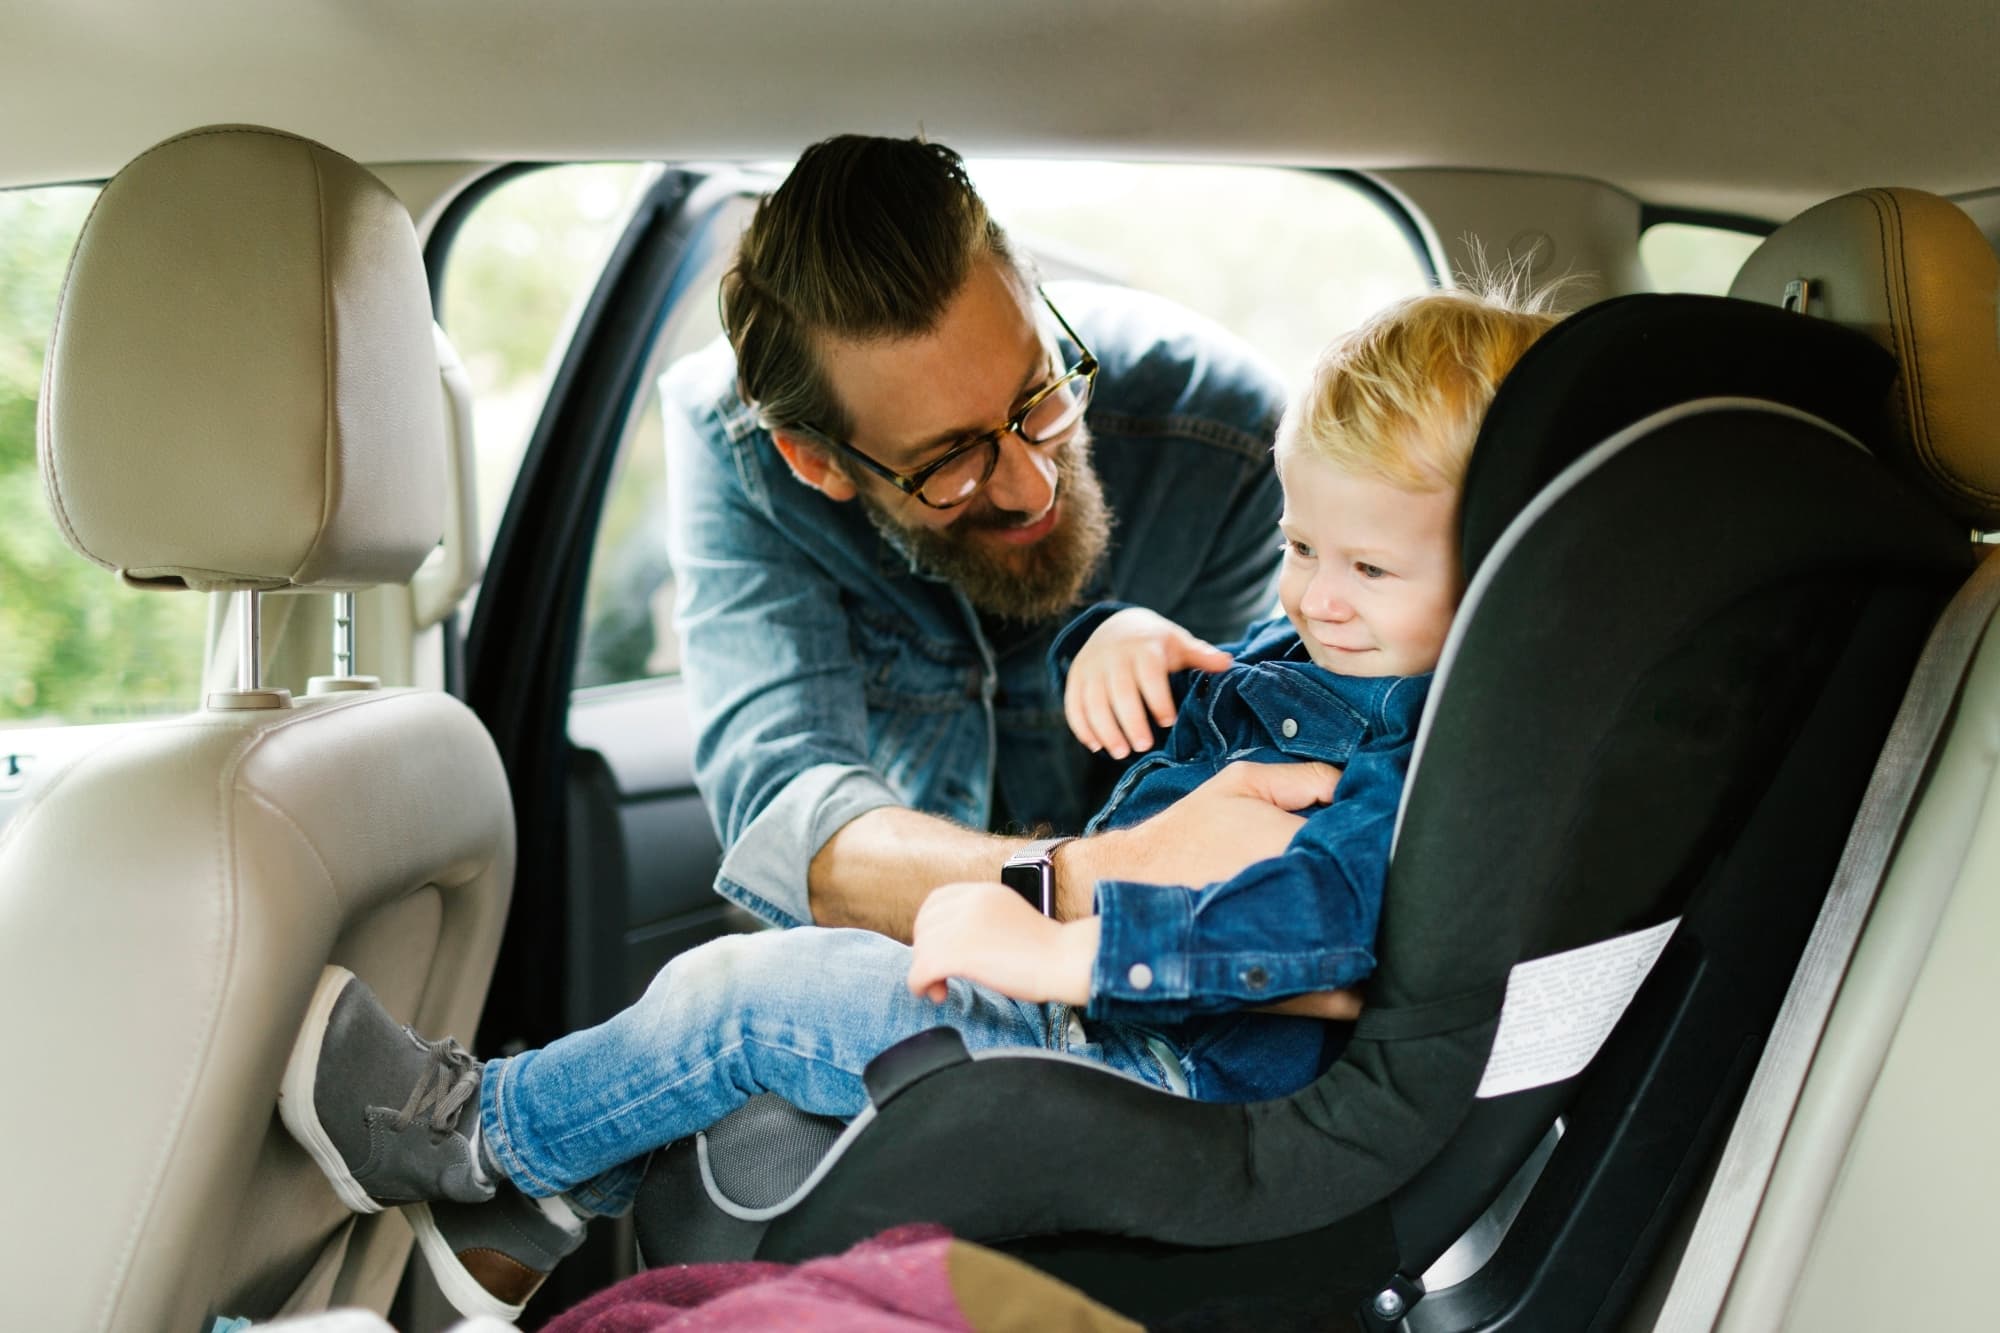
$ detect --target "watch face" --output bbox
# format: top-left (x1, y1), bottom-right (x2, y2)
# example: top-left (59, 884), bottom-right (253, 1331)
top-left (1001, 859), bottom-right (1055, 915)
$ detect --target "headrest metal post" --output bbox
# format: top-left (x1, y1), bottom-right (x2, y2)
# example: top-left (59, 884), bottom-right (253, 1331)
top-left (207, 590), bottom-right (290, 711)
top-left (333, 592), bottom-right (356, 678)
top-left (306, 590), bottom-right (381, 695)
top-left (237, 589), bottom-right (263, 692)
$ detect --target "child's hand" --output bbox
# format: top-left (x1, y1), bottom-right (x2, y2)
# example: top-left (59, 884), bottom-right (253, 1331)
top-left (1064, 608), bottom-right (1232, 759)
top-left (907, 882), bottom-right (1101, 1005)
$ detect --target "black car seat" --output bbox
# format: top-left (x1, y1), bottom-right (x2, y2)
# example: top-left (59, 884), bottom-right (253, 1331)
top-left (631, 189), bottom-right (1993, 1332)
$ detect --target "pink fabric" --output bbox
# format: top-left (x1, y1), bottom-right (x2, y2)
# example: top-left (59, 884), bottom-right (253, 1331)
top-left (541, 1225), bottom-right (973, 1333)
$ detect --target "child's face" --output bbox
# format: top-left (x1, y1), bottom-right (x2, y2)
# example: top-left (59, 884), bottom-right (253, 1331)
top-left (1276, 451), bottom-right (1462, 678)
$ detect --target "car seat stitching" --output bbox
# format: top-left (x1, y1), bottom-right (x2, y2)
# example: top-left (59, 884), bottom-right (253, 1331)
top-left (1880, 192), bottom-right (1935, 481)
top-left (290, 144), bottom-right (341, 584)
top-left (36, 179), bottom-right (122, 575)
top-left (1866, 191), bottom-right (1937, 495)
top-left (1865, 191), bottom-right (1909, 457)
top-left (0, 713), bottom-right (297, 858)
top-left (1891, 193), bottom-right (1995, 507)
top-left (240, 788), bottom-right (341, 911)
top-left (97, 707), bottom-right (245, 1330)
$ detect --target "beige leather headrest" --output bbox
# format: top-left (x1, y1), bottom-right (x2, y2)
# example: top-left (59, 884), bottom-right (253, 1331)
top-left (1729, 188), bottom-right (2000, 529)
top-left (38, 126), bottom-right (445, 591)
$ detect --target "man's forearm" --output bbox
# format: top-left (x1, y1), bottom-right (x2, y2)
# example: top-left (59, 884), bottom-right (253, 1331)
top-left (809, 806), bottom-right (1030, 942)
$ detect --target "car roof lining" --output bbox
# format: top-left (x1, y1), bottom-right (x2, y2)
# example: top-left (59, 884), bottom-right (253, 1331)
top-left (6, 0), bottom-right (1999, 217)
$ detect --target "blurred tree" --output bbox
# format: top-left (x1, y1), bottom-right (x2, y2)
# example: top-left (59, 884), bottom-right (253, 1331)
top-left (0, 187), bottom-right (207, 724)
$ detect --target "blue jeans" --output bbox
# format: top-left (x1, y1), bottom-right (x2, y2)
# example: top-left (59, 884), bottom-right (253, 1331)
top-left (476, 927), bottom-right (1182, 1215)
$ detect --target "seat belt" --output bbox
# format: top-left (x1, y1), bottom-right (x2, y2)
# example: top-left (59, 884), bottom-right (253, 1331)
top-left (1655, 546), bottom-right (2000, 1332)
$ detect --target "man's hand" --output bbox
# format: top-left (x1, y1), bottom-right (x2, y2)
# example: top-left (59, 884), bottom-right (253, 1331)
top-left (1057, 759), bottom-right (1341, 912)
top-left (1064, 608), bottom-right (1233, 759)
top-left (908, 881), bottom-right (1102, 1005)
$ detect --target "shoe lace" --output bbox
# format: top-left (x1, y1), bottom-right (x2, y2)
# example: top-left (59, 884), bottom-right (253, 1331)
top-left (392, 1036), bottom-right (480, 1135)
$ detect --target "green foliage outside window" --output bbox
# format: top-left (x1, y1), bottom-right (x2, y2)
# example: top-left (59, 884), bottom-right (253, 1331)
top-left (0, 188), bottom-right (207, 725)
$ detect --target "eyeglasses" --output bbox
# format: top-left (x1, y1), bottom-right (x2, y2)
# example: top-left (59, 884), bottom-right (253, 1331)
top-left (805, 291), bottom-right (1099, 510)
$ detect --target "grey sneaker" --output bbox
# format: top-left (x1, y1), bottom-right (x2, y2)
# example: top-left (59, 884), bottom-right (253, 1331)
top-left (408, 1187), bottom-right (588, 1321)
top-left (279, 965), bottom-right (495, 1213)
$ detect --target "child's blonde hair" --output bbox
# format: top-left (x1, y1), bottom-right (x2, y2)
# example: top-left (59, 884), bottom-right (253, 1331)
top-left (1279, 276), bottom-right (1566, 492)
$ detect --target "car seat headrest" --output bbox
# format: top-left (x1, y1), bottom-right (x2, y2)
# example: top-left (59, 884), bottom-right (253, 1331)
top-left (1459, 293), bottom-right (1901, 577)
top-left (1729, 187), bottom-right (2000, 529)
top-left (37, 124), bottom-right (446, 592)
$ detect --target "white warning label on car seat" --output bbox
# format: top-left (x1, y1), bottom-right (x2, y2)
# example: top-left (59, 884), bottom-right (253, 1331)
top-left (1476, 918), bottom-right (1680, 1099)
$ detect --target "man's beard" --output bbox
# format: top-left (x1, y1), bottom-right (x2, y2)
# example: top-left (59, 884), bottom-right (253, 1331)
top-left (858, 433), bottom-right (1112, 622)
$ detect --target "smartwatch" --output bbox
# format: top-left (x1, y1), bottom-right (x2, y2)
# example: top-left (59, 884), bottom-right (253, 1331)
top-left (1001, 836), bottom-right (1075, 917)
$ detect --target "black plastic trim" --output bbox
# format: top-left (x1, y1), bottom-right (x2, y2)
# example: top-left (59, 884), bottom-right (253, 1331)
top-left (422, 161), bottom-right (554, 313)
top-left (421, 161), bottom-right (566, 700)
top-left (1638, 205), bottom-right (1777, 238)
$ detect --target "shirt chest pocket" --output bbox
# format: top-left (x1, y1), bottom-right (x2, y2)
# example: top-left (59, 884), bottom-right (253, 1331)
top-left (847, 603), bottom-right (982, 710)
top-left (1230, 670), bottom-right (1367, 766)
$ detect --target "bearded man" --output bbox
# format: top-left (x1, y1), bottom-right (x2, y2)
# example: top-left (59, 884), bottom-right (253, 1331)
top-left (663, 135), bottom-right (1292, 941)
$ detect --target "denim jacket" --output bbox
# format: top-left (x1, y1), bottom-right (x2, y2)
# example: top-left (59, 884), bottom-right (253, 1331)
top-left (662, 282), bottom-right (1288, 928)
top-left (1051, 606), bottom-right (1430, 1102)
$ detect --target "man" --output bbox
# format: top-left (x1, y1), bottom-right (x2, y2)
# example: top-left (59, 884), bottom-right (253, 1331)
top-left (663, 134), bottom-right (1302, 940)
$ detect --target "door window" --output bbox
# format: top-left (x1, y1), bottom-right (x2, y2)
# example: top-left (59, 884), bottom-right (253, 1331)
top-left (1641, 220), bottom-right (1766, 296)
top-left (436, 163), bottom-right (659, 566)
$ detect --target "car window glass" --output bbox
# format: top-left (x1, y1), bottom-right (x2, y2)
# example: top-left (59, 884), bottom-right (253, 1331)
top-left (1640, 221), bottom-right (1765, 296)
top-left (0, 185), bottom-right (211, 725)
top-left (437, 163), bottom-right (658, 570)
top-left (568, 164), bottom-right (1433, 696)
top-left (971, 163), bottom-right (1432, 388)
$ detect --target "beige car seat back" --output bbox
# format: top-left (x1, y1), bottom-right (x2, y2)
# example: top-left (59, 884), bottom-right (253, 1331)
top-left (0, 126), bottom-right (513, 1332)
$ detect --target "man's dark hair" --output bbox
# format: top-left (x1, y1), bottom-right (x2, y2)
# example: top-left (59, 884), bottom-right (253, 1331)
top-left (720, 135), bottom-right (1022, 440)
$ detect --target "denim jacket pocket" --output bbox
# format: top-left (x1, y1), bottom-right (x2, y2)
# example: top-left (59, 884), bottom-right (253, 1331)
top-left (848, 602), bottom-right (982, 710)
top-left (1232, 668), bottom-right (1367, 766)
top-left (844, 603), bottom-right (990, 825)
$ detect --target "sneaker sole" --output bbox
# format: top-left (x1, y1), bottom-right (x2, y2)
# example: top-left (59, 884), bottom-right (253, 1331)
top-left (407, 1201), bottom-right (532, 1322)
top-left (278, 965), bottom-right (385, 1216)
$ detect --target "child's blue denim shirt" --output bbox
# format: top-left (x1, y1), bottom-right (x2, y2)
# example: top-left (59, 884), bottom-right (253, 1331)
top-left (1050, 606), bottom-right (1430, 1101)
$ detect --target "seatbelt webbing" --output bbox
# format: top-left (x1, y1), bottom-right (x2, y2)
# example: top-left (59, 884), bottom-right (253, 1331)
top-left (1655, 547), bottom-right (2000, 1332)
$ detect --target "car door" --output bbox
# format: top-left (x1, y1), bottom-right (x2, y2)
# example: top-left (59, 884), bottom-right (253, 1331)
top-left (440, 166), bottom-right (770, 1063)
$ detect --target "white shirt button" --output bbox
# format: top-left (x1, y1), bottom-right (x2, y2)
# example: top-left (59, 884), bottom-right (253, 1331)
top-left (1127, 963), bottom-right (1155, 991)
top-left (1280, 717), bottom-right (1299, 738)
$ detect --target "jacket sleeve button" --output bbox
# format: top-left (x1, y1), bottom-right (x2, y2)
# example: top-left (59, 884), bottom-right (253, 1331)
top-left (1127, 963), bottom-right (1154, 991)
top-left (1243, 965), bottom-right (1270, 990)
top-left (1280, 718), bottom-right (1299, 738)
